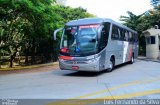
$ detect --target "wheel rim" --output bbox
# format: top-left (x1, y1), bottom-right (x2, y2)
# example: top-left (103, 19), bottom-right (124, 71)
top-left (131, 56), bottom-right (134, 63)
top-left (109, 61), bottom-right (113, 69)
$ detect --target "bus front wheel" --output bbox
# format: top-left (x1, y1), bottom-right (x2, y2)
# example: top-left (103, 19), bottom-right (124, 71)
top-left (107, 57), bottom-right (115, 72)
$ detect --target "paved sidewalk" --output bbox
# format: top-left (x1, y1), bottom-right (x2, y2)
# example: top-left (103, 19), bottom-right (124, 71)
top-left (0, 62), bottom-right (59, 75)
top-left (0, 62), bottom-right (58, 71)
top-left (138, 56), bottom-right (160, 63)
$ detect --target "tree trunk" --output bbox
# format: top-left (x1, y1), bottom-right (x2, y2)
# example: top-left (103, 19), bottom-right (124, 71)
top-left (18, 55), bottom-right (20, 65)
top-left (53, 41), bottom-right (58, 62)
top-left (10, 55), bottom-right (14, 68)
top-left (9, 52), bottom-right (17, 68)
top-left (31, 39), bottom-right (36, 64)
top-left (25, 54), bottom-right (28, 65)
top-left (25, 47), bottom-right (29, 65)
top-left (0, 55), bottom-right (1, 68)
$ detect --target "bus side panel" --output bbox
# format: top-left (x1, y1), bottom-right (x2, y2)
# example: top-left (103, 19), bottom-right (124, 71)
top-left (125, 38), bottom-right (139, 62)
top-left (105, 24), bottom-right (123, 66)
top-left (105, 40), bottom-right (122, 66)
top-left (98, 49), bottom-right (107, 71)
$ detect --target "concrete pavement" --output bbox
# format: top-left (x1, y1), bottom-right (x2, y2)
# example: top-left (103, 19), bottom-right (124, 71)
top-left (0, 60), bottom-right (160, 100)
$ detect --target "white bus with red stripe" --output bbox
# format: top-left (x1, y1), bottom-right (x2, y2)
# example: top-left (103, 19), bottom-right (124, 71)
top-left (54, 18), bottom-right (138, 72)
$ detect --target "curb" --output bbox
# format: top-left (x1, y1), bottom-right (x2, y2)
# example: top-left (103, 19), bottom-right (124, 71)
top-left (0, 62), bottom-right (59, 71)
top-left (138, 58), bottom-right (160, 63)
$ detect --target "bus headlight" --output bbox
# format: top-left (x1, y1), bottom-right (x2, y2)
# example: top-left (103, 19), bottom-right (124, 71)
top-left (87, 56), bottom-right (100, 64)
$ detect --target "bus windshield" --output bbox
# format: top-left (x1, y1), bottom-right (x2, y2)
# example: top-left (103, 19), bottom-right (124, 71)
top-left (61, 25), bottom-right (100, 56)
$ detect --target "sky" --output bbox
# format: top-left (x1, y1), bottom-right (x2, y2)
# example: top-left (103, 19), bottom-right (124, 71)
top-left (65, 0), bottom-right (153, 22)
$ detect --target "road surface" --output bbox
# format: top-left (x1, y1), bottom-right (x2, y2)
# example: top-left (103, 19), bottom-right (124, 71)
top-left (0, 60), bottom-right (160, 101)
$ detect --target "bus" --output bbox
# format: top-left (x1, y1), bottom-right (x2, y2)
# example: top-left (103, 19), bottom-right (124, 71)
top-left (54, 18), bottom-right (138, 72)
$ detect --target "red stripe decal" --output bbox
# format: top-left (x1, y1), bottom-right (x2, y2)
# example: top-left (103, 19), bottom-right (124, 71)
top-left (59, 56), bottom-right (73, 60)
top-left (128, 48), bottom-right (132, 61)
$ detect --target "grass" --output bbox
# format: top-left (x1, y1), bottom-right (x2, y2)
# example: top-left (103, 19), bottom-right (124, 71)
top-left (0, 62), bottom-right (58, 71)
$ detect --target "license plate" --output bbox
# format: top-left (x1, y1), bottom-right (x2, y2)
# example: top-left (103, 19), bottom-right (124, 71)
top-left (72, 66), bottom-right (79, 70)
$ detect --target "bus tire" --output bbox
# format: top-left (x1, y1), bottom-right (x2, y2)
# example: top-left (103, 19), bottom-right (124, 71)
top-left (130, 53), bottom-right (134, 64)
top-left (107, 57), bottom-right (115, 72)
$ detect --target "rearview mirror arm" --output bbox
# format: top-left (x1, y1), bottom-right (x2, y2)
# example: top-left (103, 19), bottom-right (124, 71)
top-left (53, 28), bottom-right (63, 40)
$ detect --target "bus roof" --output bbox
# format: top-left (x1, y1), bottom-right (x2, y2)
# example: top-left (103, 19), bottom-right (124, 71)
top-left (66, 18), bottom-right (137, 34)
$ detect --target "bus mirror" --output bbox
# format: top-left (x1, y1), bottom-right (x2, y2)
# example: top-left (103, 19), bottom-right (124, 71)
top-left (53, 28), bottom-right (63, 40)
top-left (97, 25), bottom-right (104, 40)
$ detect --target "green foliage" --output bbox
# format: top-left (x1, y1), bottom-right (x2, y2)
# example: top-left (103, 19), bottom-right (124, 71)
top-left (0, 0), bottom-right (94, 67)
top-left (120, 4), bottom-right (160, 56)
top-left (151, 0), bottom-right (160, 6)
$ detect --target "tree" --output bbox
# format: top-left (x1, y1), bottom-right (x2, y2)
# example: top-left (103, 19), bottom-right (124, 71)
top-left (0, 0), bottom-right (28, 67)
top-left (151, 0), bottom-right (160, 6)
top-left (56, 0), bottom-right (67, 5)
top-left (120, 11), bottom-right (149, 55)
top-left (120, 1), bottom-right (160, 55)
top-left (0, 0), bottom-right (57, 66)
top-left (0, 0), bottom-right (95, 68)
top-left (120, 11), bottom-right (143, 31)
top-left (149, 6), bottom-right (160, 28)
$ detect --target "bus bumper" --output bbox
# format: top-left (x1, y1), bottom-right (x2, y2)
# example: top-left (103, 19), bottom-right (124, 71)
top-left (59, 58), bottom-right (100, 72)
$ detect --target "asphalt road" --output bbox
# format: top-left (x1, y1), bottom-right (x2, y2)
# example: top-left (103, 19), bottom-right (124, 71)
top-left (0, 60), bottom-right (160, 100)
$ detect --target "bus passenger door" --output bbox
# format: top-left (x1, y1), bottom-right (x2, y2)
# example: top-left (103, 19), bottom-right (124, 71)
top-left (98, 23), bottom-right (110, 70)
top-left (110, 25), bottom-right (122, 65)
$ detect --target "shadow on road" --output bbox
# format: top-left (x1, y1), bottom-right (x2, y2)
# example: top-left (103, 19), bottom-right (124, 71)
top-left (64, 71), bottom-right (99, 77)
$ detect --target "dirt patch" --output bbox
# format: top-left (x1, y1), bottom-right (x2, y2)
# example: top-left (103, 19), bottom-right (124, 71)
top-left (0, 64), bottom-right (59, 75)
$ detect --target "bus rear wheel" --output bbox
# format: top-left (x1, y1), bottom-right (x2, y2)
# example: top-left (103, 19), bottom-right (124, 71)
top-left (129, 54), bottom-right (134, 64)
top-left (107, 58), bottom-right (115, 72)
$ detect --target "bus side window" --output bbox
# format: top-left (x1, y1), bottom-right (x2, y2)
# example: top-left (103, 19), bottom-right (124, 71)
top-left (129, 32), bottom-right (132, 42)
top-left (134, 34), bottom-right (138, 43)
top-left (132, 33), bottom-right (136, 43)
top-left (99, 23), bottom-right (110, 50)
top-left (120, 28), bottom-right (125, 41)
top-left (111, 25), bottom-right (119, 40)
top-left (131, 33), bottom-right (134, 42)
top-left (124, 31), bottom-right (129, 41)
